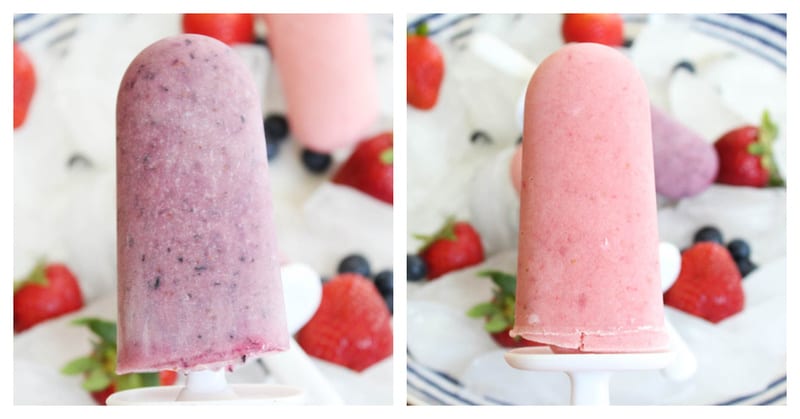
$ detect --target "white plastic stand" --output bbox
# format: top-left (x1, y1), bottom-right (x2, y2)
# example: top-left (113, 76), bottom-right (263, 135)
top-left (505, 347), bottom-right (675, 405)
top-left (502, 241), bottom-right (694, 405)
top-left (106, 369), bottom-right (304, 405)
top-left (106, 263), bottom-right (330, 405)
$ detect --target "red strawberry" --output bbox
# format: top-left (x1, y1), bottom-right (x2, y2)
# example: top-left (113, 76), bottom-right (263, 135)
top-left (467, 271), bottom-right (544, 348)
top-left (561, 14), bottom-right (624, 46)
top-left (62, 318), bottom-right (179, 405)
top-left (407, 24), bottom-right (444, 110)
top-left (332, 132), bottom-right (393, 204)
top-left (415, 217), bottom-right (485, 280)
top-left (296, 274), bottom-right (392, 372)
top-left (182, 14), bottom-right (255, 45)
top-left (14, 42), bottom-right (36, 129)
top-left (14, 261), bottom-right (84, 333)
top-left (714, 111), bottom-right (784, 187)
top-left (664, 242), bottom-right (745, 323)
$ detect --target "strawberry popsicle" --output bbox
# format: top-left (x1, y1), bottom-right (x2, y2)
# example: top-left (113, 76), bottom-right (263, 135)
top-left (264, 14), bottom-right (379, 152)
top-left (511, 43), bottom-right (669, 353)
top-left (116, 34), bottom-right (289, 373)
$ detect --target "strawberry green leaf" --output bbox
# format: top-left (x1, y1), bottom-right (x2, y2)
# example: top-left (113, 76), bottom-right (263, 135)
top-left (13, 260), bottom-right (49, 293)
top-left (72, 317), bottom-right (117, 345)
top-left (467, 302), bottom-right (499, 318)
top-left (477, 270), bottom-right (516, 295)
top-left (414, 22), bottom-right (429, 37)
top-left (61, 356), bottom-right (100, 375)
top-left (755, 110), bottom-right (784, 187)
top-left (139, 372), bottom-right (160, 388)
top-left (414, 216), bottom-right (458, 253)
top-left (83, 365), bottom-right (113, 392)
top-left (116, 373), bottom-right (143, 391)
top-left (380, 148), bottom-right (393, 165)
top-left (484, 312), bottom-right (510, 333)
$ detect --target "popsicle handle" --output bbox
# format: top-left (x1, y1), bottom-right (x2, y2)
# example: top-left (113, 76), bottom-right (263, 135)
top-left (176, 370), bottom-right (237, 401)
top-left (662, 319), bottom-right (698, 381)
top-left (567, 371), bottom-right (612, 405)
top-left (262, 339), bottom-right (345, 405)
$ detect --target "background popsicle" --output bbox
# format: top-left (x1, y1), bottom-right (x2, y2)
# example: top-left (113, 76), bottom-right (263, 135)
top-left (511, 43), bottom-right (669, 353)
top-left (264, 14), bottom-right (379, 152)
top-left (116, 34), bottom-right (288, 373)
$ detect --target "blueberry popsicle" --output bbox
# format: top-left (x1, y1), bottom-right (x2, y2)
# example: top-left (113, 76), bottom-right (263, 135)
top-left (650, 106), bottom-right (718, 199)
top-left (116, 34), bottom-right (289, 373)
top-left (264, 14), bottom-right (379, 152)
top-left (511, 43), bottom-right (669, 353)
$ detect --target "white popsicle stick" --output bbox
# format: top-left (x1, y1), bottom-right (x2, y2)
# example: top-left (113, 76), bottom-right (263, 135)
top-left (658, 242), bottom-right (698, 382)
top-left (260, 263), bottom-right (345, 404)
top-left (505, 347), bottom-right (675, 405)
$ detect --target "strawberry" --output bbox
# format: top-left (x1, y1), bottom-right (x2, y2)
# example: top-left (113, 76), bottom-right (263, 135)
top-left (332, 132), bottom-right (393, 204)
top-left (182, 14), bottom-right (255, 45)
top-left (664, 242), bottom-right (745, 323)
top-left (296, 274), bottom-right (393, 372)
top-left (62, 318), bottom-right (178, 405)
top-left (561, 14), bottom-right (624, 46)
top-left (714, 111), bottom-right (784, 187)
top-left (14, 261), bottom-right (84, 333)
top-left (407, 23), bottom-right (444, 110)
top-left (14, 42), bottom-right (36, 129)
top-left (415, 216), bottom-right (485, 280)
top-left (467, 270), bottom-right (543, 348)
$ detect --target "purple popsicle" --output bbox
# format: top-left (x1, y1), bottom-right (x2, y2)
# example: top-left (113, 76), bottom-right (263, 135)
top-left (116, 34), bottom-right (288, 373)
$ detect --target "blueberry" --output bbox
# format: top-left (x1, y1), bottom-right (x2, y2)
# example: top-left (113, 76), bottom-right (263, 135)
top-left (67, 153), bottom-right (93, 169)
top-left (374, 270), bottom-right (393, 296)
top-left (693, 226), bottom-right (723, 245)
top-left (338, 254), bottom-right (371, 277)
top-left (470, 130), bottom-right (493, 145)
top-left (672, 60), bottom-right (696, 74)
top-left (301, 148), bottom-right (332, 174)
top-left (264, 114), bottom-right (289, 142)
top-left (622, 38), bottom-right (634, 48)
top-left (516, 135), bottom-right (522, 145)
top-left (727, 239), bottom-right (751, 261)
top-left (384, 293), bottom-right (393, 315)
top-left (253, 36), bottom-right (269, 48)
top-left (407, 254), bottom-right (427, 281)
top-left (266, 138), bottom-right (280, 161)
top-left (736, 258), bottom-right (757, 278)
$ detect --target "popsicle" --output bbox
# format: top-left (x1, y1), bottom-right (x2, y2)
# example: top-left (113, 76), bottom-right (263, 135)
top-left (650, 106), bottom-right (718, 199)
top-left (511, 43), bottom-right (669, 353)
top-left (116, 34), bottom-right (289, 374)
top-left (264, 14), bottom-right (379, 152)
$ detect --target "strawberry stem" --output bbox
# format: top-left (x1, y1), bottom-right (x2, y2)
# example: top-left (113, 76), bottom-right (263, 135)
top-left (380, 147), bottom-right (394, 165)
top-left (413, 216), bottom-right (458, 253)
top-left (414, 22), bottom-right (429, 37)
top-left (751, 110), bottom-right (784, 187)
top-left (13, 259), bottom-right (49, 294)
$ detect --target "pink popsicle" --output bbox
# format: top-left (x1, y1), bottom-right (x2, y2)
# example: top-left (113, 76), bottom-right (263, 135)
top-left (116, 34), bottom-right (289, 373)
top-left (511, 43), bottom-right (669, 353)
top-left (265, 14), bottom-right (379, 152)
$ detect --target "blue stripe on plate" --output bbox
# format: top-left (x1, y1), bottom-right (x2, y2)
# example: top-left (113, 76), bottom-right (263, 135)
top-left (717, 375), bottom-right (787, 405)
top-left (15, 14), bottom-right (80, 43)
top-left (727, 13), bottom-right (786, 37)
top-left (691, 26), bottom-right (785, 70)
top-left (13, 13), bottom-right (35, 24)
top-left (407, 355), bottom-right (515, 405)
top-left (757, 392), bottom-right (786, 406)
top-left (695, 15), bottom-right (785, 55)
